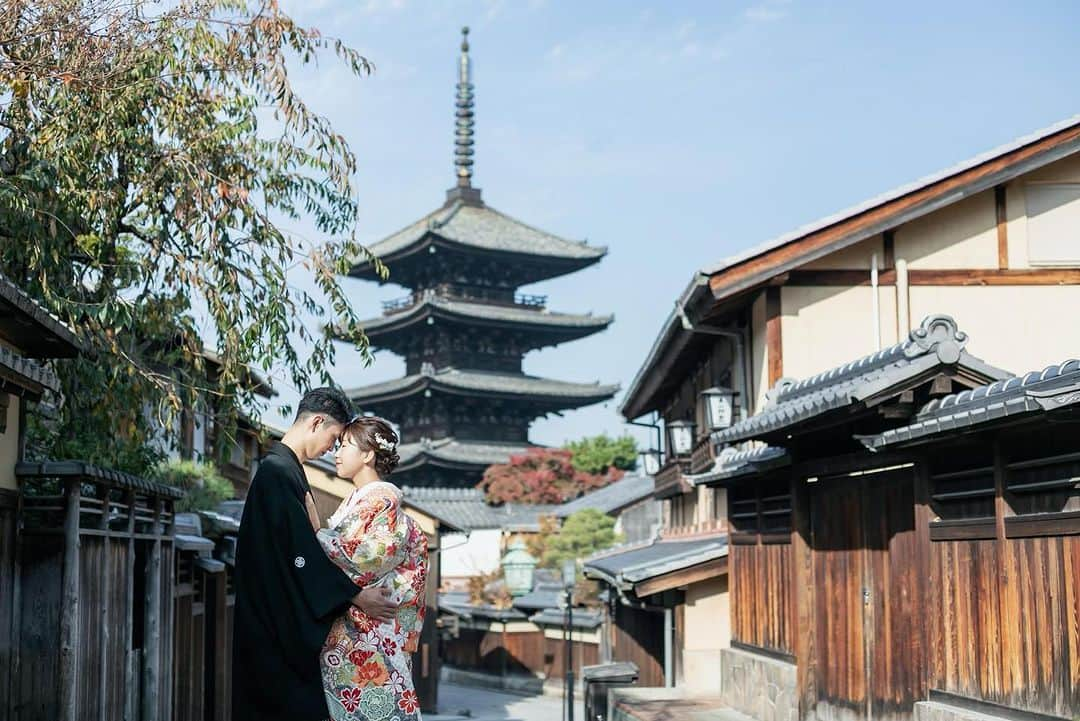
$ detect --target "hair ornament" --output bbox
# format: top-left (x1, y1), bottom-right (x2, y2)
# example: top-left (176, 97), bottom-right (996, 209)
top-left (373, 432), bottom-right (396, 452)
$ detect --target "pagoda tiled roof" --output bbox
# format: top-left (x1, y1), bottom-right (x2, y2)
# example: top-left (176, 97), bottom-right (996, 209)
top-left (346, 368), bottom-right (619, 405)
top-left (355, 295), bottom-right (612, 337)
top-left (401, 484), bottom-right (557, 531)
top-left (349, 199), bottom-right (605, 271)
top-left (395, 438), bottom-right (531, 471)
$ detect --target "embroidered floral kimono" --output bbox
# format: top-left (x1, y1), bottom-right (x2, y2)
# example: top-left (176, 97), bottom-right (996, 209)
top-left (316, 481), bottom-right (428, 721)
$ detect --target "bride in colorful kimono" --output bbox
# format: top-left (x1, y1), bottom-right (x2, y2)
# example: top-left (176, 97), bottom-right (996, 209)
top-left (311, 416), bottom-right (428, 721)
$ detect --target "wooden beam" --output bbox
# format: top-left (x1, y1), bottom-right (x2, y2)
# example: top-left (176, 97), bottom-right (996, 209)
top-left (633, 556), bottom-right (728, 597)
top-left (708, 121), bottom-right (1080, 300)
top-left (882, 230), bottom-right (895, 269)
top-left (995, 185), bottom-right (1009, 270)
top-left (786, 268), bottom-right (1080, 287)
top-left (766, 286), bottom-right (783, 386)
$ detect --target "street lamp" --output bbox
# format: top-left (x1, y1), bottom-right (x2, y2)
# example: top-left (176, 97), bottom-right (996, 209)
top-left (666, 419), bottom-right (695, 458)
top-left (501, 540), bottom-right (538, 596)
top-left (562, 558), bottom-right (576, 721)
top-left (701, 386), bottom-right (738, 430)
top-left (637, 448), bottom-right (661, 475)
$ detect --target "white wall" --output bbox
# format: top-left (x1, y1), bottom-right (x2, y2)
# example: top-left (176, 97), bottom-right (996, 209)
top-left (440, 528), bottom-right (503, 579)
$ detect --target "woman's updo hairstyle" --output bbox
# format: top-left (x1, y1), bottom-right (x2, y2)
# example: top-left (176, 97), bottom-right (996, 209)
top-left (343, 415), bottom-right (400, 478)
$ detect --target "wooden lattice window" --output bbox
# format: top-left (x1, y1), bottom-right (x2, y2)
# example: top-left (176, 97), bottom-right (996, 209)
top-left (729, 478), bottom-right (791, 543)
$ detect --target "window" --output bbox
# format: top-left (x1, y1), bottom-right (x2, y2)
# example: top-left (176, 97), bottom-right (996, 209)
top-left (1025, 183), bottom-right (1080, 265)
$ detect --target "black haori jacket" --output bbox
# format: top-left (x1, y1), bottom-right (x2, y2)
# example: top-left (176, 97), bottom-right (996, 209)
top-left (232, 442), bottom-right (358, 721)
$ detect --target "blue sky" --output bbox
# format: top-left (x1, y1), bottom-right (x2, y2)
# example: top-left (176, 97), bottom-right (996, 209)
top-left (267, 0), bottom-right (1080, 449)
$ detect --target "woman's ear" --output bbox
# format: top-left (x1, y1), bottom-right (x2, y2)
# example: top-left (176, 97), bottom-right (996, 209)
top-left (362, 448), bottom-right (376, 466)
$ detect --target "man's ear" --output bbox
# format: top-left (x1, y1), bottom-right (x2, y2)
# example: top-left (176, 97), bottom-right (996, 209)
top-left (308, 414), bottom-right (324, 432)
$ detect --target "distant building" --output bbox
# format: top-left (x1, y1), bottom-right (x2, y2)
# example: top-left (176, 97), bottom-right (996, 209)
top-left (340, 28), bottom-right (618, 488)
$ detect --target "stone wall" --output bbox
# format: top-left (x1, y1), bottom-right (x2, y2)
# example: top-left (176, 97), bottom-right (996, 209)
top-left (720, 646), bottom-right (798, 721)
top-left (914, 700), bottom-right (1023, 721)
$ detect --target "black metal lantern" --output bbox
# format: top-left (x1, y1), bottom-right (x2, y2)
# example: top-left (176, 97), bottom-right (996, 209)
top-left (666, 419), bottom-right (695, 458)
top-left (701, 386), bottom-right (738, 430)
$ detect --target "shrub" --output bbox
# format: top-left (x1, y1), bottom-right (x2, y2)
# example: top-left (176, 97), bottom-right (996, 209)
top-left (155, 459), bottom-right (233, 513)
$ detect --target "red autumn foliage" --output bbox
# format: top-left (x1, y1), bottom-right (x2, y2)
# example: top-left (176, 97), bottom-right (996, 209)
top-left (477, 447), bottom-right (624, 505)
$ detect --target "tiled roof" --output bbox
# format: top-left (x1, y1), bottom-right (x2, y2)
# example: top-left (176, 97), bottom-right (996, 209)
top-left (438, 591), bottom-right (529, 621)
top-left (351, 200), bottom-right (606, 267)
top-left (346, 368), bottom-right (619, 405)
top-left (512, 582), bottom-right (564, 612)
top-left (583, 535), bottom-right (728, 591)
top-left (16, 460), bottom-right (184, 499)
top-left (395, 438), bottom-right (531, 472)
top-left (0, 273), bottom-right (84, 356)
top-left (400, 485), bottom-right (558, 531)
top-left (554, 474), bottom-right (655, 518)
top-left (529, 608), bottom-right (603, 629)
top-left (862, 359), bottom-right (1080, 450)
top-left (0, 343), bottom-right (59, 396)
top-left (356, 295), bottom-right (612, 335)
top-left (685, 445), bottom-right (789, 486)
top-left (712, 315), bottom-right (1010, 445)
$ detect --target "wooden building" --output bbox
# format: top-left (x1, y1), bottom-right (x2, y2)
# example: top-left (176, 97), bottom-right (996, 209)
top-left (340, 28), bottom-right (617, 488)
top-left (699, 330), bottom-right (1079, 721)
top-left (615, 116), bottom-right (1080, 720)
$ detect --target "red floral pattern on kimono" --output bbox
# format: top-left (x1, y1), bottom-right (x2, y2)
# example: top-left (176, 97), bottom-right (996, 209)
top-left (316, 482), bottom-right (428, 720)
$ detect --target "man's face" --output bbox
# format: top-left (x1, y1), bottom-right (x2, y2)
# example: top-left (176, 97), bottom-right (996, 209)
top-left (308, 415), bottom-right (345, 457)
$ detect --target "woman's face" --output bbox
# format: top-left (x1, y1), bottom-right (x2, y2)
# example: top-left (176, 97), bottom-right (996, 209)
top-left (334, 432), bottom-right (374, 479)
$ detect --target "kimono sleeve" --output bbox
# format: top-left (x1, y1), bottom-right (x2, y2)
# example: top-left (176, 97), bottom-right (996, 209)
top-left (265, 476), bottom-right (358, 620)
top-left (316, 492), bottom-right (407, 586)
top-left (389, 524), bottom-right (429, 653)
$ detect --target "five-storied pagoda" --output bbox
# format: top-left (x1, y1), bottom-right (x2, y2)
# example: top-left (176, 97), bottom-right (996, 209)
top-left (342, 28), bottom-right (618, 489)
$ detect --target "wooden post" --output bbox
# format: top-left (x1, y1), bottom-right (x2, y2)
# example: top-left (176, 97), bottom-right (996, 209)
top-left (10, 487), bottom-right (24, 721)
top-left (123, 491), bottom-right (137, 721)
top-left (791, 473), bottom-right (816, 720)
top-left (161, 503), bottom-right (175, 721)
top-left (766, 286), bottom-right (783, 386)
top-left (912, 460), bottom-right (935, 703)
top-left (141, 498), bottom-right (163, 721)
top-left (59, 477), bottom-right (81, 721)
top-left (99, 486), bottom-right (111, 721)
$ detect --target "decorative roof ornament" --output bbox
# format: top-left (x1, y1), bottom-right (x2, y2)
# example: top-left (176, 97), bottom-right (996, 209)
top-left (454, 27), bottom-right (475, 187)
top-left (446, 27), bottom-right (483, 206)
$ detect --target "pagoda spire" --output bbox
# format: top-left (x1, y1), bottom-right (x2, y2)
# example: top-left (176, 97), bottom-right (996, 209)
top-left (448, 27), bottom-right (482, 205)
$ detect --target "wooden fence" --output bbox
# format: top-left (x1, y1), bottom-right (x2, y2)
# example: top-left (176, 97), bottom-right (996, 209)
top-left (12, 461), bottom-right (181, 721)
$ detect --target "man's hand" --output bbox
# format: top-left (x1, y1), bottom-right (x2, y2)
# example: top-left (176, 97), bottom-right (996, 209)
top-left (352, 586), bottom-right (397, 623)
top-left (304, 493), bottom-right (321, 532)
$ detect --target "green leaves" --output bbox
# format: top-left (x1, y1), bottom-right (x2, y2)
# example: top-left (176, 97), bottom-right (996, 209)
top-left (0, 0), bottom-right (375, 474)
top-left (564, 433), bottom-right (639, 475)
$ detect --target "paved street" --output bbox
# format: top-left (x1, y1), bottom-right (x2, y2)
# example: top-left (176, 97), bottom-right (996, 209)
top-left (429, 682), bottom-right (584, 721)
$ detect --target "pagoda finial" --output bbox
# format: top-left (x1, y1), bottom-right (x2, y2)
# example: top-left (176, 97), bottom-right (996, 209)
top-left (454, 26), bottom-right (475, 189)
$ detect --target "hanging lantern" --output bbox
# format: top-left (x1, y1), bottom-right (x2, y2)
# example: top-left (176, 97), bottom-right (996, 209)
top-left (501, 540), bottom-right (538, 596)
top-left (666, 419), bottom-right (695, 458)
top-left (701, 386), bottom-right (738, 430)
top-left (637, 449), bottom-right (661, 475)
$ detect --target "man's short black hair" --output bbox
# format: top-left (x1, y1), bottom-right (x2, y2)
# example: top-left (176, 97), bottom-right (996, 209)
top-left (294, 387), bottom-right (353, 426)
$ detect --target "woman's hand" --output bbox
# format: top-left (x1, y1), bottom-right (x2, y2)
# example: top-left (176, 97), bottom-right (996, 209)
top-left (304, 492), bottom-right (321, 532)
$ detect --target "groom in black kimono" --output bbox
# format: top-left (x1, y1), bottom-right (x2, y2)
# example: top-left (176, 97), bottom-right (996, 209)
top-left (232, 387), bottom-right (397, 721)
